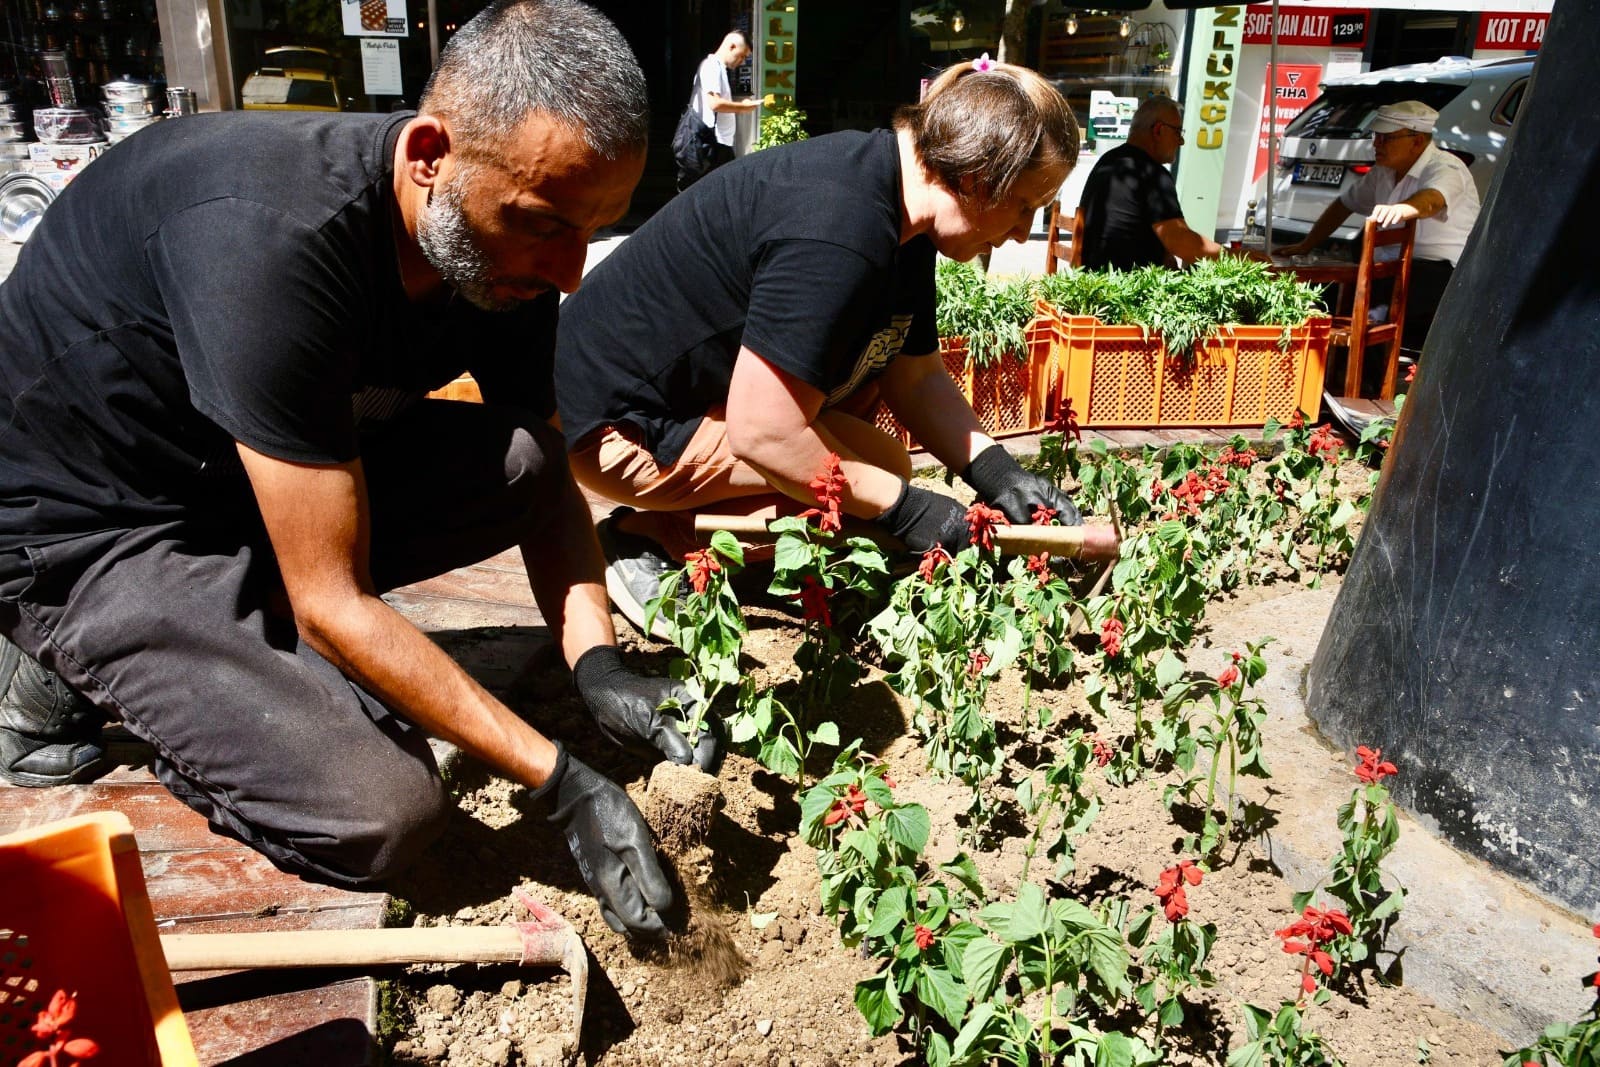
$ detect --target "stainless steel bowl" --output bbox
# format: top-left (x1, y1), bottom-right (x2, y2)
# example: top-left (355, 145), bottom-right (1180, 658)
top-left (104, 114), bottom-right (156, 134)
top-left (0, 142), bottom-right (31, 160)
top-left (101, 79), bottom-right (161, 103)
top-left (0, 172), bottom-right (58, 244)
top-left (0, 103), bottom-right (20, 121)
top-left (102, 98), bottom-right (157, 117)
top-left (0, 121), bottom-right (29, 142)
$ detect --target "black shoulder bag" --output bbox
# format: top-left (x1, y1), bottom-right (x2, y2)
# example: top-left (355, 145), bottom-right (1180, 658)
top-left (671, 68), bottom-right (717, 182)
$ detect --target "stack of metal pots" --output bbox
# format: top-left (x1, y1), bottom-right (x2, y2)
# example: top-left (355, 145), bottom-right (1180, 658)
top-left (0, 84), bottom-right (28, 172)
top-left (101, 78), bottom-right (164, 144)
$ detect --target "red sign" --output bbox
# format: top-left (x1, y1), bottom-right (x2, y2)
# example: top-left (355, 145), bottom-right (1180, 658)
top-left (1254, 63), bottom-right (1322, 183)
top-left (1475, 12), bottom-right (1548, 51)
top-left (1244, 7), bottom-right (1368, 48)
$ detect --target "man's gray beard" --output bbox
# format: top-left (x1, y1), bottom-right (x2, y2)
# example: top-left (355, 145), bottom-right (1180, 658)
top-left (414, 166), bottom-right (517, 312)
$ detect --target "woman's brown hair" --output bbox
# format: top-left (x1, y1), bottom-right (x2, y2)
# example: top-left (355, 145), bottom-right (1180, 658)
top-left (895, 60), bottom-right (1079, 210)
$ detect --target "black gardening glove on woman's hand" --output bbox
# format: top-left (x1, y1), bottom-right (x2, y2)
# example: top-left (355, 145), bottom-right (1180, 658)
top-left (573, 646), bottom-right (723, 774)
top-left (961, 444), bottom-right (1083, 527)
top-left (531, 741), bottom-right (674, 937)
top-left (875, 483), bottom-right (972, 555)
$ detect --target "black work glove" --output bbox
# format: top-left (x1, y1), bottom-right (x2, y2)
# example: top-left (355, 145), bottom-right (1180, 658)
top-left (961, 444), bottom-right (1083, 527)
top-left (531, 742), bottom-right (674, 937)
top-left (875, 483), bottom-right (972, 555)
top-left (573, 646), bottom-right (723, 774)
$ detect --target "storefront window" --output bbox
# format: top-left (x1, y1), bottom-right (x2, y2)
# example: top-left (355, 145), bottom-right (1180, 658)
top-left (0, 0), bottom-right (167, 110)
top-left (1037, 3), bottom-right (1178, 147)
top-left (223, 0), bottom-right (455, 113)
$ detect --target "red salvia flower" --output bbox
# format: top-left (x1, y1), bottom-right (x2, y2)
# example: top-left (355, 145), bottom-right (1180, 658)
top-left (917, 545), bottom-right (951, 582)
top-left (1025, 552), bottom-right (1052, 586)
top-left (1277, 905), bottom-right (1353, 993)
top-left (1031, 504), bottom-right (1057, 525)
top-left (1217, 664), bottom-right (1241, 689)
top-left (1354, 744), bottom-right (1398, 784)
top-left (968, 650), bottom-right (991, 678)
top-left (1091, 734), bottom-right (1114, 767)
top-left (965, 502), bottom-right (1009, 550)
top-left (822, 784), bottom-right (869, 827)
top-left (1308, 424), bottom-right (1342, 462)
top-left (1149, 477), bottom-right (1166, 504)
top-left (799, 452), bottom-right (848, 534)
top-left (1100, 616), bottom-right (1124, 658)
top-left (914, 924), bottom-right (936, 951)
top-left (1046, 401), bottom-right (1082, 442)
top-left (1154, 859), bottom-right (1203, 922)
top-left (1288, 410), bottom-right (1306, 430)
top-left (684, 548), bottom-right (722, 596)
top-left (791, 575), bottom-right (833, 628)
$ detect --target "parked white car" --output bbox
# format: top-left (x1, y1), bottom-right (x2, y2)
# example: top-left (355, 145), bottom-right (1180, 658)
top-left (1254, 56), bottom-right (1534, 251)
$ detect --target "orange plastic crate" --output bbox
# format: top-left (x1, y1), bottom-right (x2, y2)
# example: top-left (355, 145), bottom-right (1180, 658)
top-left (1047, 314), bottom-right (1330, 429)
top-left (872, 318), bottom-right (1057, 449)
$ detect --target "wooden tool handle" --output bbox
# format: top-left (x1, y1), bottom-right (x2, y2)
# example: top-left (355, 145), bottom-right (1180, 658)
top-left (693, 514), bottom-right (1120, 561)
top-left (161, 926), bottom-right (569, 971)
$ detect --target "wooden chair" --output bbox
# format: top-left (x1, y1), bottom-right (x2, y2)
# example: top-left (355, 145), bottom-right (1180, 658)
top-left (1332, 216), bottom-right (1416, 400)
top-left (1044, 198), bottom-right (1083, 274)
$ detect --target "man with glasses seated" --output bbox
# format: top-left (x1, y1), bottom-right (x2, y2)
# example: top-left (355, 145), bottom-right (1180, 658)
top-left (1276, 100), bottom-right (1480, 352)
top-left (1077, 95), bottom-right (1227, 270)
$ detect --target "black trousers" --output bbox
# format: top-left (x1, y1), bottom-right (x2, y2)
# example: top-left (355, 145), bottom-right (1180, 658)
top-left (0, 401), bottom-right (568, 886)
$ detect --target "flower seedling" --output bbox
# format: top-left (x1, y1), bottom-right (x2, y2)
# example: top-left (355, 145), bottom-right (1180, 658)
top-left (20, 989), bottom-right (100, 1067)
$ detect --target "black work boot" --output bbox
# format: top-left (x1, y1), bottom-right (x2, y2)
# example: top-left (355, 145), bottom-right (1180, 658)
top-left (0, 634), bottom-right (108, 787)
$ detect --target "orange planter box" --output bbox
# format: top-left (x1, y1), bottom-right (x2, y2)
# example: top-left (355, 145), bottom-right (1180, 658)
top-left (874, 317), bottom-right (1056, 449)
top-left (1044, 312), bottom-right (1330, 429)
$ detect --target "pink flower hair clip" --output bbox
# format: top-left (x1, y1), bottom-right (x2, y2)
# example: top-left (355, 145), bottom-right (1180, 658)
top-left (971, 52), bottom-right (993, 73)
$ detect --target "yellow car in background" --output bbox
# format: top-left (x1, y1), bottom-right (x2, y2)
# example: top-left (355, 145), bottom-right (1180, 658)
top-left (241, 46), bottom-right (344, 112)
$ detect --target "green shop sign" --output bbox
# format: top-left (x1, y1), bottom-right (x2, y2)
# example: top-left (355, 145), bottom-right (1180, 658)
top-left (1177, 5), bottom-right (1243, 236)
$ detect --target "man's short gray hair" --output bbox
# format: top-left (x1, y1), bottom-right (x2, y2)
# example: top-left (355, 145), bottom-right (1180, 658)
top-left (1130, 95), bottom-right (1180, 135)
top-left (419, 0), bottom-right (647, 161)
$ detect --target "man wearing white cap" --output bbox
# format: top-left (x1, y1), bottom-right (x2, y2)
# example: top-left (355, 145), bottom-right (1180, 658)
top-left (1278, 99), bottom-right (1480, 352)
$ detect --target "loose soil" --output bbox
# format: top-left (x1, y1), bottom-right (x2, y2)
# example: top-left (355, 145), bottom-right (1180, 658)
top-left (384, 463), bottom-right (1517, 1067)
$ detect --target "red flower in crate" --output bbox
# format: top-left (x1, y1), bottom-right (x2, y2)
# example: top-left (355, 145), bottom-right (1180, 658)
top-left (1354, 745), bottom-right (1397, 784)
top-left (965, 502), bottom-right (1009, 550)
top-left (22, 990), bottom-right (99, 1067)
top-left (799, 452), bottom-right (848, 534)
top-left (684, 548), bottom-right (722, 595)
top-left (1154, 859), bottom-right (1203, 921)
top-left (1099, 616), bottom-right (1124, 657)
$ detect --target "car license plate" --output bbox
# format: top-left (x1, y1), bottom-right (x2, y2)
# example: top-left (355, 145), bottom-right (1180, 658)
top-left (1293, 162), bottom-right (1345, 186)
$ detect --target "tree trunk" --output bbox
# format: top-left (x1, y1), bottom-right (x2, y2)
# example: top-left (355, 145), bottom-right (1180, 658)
top-left (996, 0), bottom-right (1031, 65)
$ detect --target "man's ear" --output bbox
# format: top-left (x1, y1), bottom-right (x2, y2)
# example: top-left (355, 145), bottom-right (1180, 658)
top-left (399, 115), bottom-right (451, 189)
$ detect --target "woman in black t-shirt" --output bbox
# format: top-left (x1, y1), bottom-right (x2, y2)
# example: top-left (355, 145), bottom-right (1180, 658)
top-left (555, 59), bottom-right (1086, 638)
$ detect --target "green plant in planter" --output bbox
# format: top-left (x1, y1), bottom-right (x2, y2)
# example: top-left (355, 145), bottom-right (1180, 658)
top-left (934, 259), bottom-right (1039, 369)
top-left (1036, 258), bottom-right (1326, 364)
top-left (754, 98), bottom-right (809, 150)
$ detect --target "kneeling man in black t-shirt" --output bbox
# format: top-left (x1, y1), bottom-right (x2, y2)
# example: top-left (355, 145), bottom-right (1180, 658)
top-left (0, 0), bottom-right (695, 938)
top-left (556, 59), bottom-right (1087, 640)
